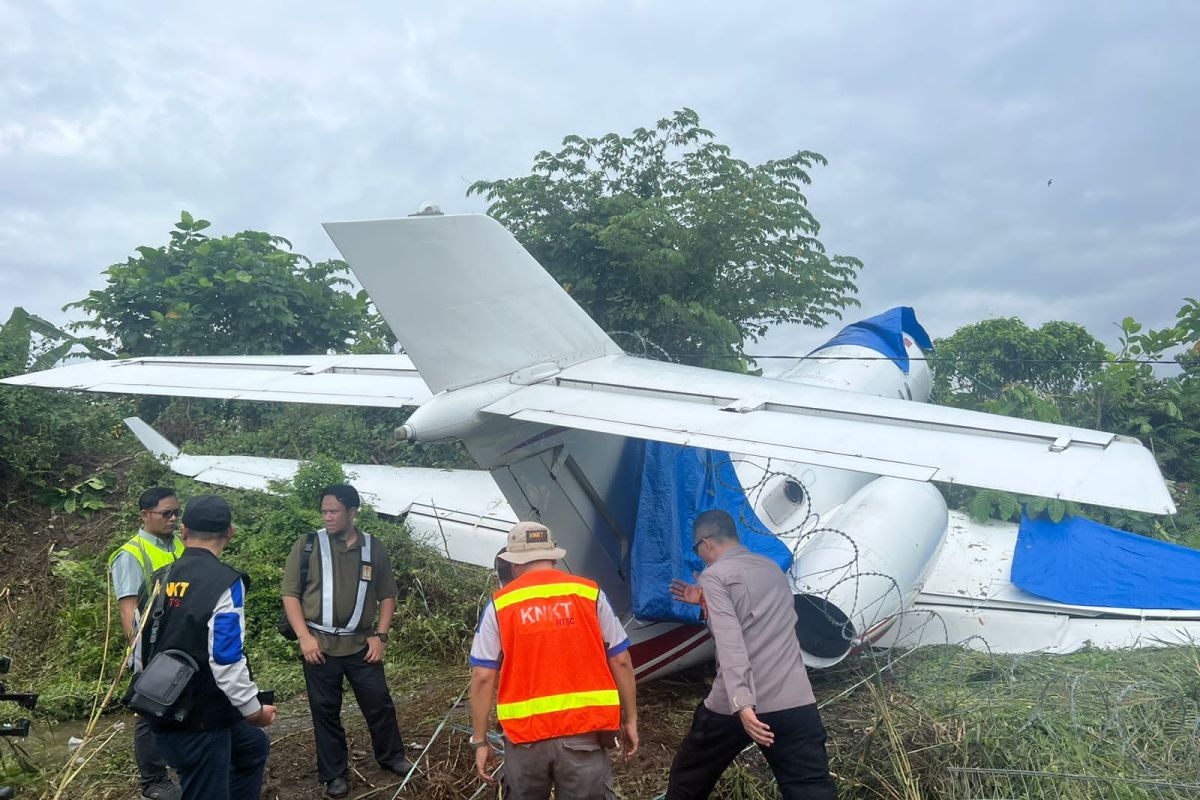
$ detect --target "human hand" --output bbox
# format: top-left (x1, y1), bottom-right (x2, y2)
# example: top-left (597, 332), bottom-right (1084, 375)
top-left (299, 633), bottom-right (325, 665)
top-left (248, 705), bottom-right (277, 727)
top-left (620, 720), bottom-right (639, 760)
top-left (474, 742), bottom-right (498, 784)
top-left (669, 573), bottom-right (703, 605)
top-left (365, 635), bottom-right (385, 663)
top-left (738, 707), bottom-right (773, 747)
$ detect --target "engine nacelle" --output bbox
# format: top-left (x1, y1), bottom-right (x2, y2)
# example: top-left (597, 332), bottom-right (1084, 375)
top-left (777, 342), bottom-right (932, 403)
top-left (790, 476), bottom-right (948, 668)
top-left (396, 382), bottom-right (518, 443)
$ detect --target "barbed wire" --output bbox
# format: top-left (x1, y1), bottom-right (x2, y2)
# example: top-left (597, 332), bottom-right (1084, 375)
top-left (705, 451), bottom-right (1199, 796)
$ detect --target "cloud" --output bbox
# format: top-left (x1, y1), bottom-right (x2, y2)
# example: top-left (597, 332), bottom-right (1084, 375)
top-left (0, 0), bottom-right (1195, 356)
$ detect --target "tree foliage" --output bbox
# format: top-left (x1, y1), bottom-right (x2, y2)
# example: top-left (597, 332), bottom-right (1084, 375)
top-left (0, 307), bottom-right (112, 375)
top-left (67, 212), bottom-right (395, 357)
top-left (469, 108), bottom-right (862, 371)
top-left (0, 308), bottom-right (125, 491)
top-left (934, 301), bottom-right (1200, 545)
top-left (931, 317), bottom-right (1108, 404)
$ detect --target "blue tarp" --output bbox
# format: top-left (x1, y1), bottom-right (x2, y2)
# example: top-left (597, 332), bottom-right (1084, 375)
top-left (810, 306), bottom-right (933, 373)
top-left (630, 442), bottom-right (793, 623)
top-left (1012, 514), bottom-right (1200, 609)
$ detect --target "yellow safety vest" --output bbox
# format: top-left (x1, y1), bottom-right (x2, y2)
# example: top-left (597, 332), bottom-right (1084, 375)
top-left (108, 532), bottom-right (185, 586)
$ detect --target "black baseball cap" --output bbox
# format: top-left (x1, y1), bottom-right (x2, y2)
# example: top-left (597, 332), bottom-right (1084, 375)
top-left (182, 495), bottom-right (232, 533)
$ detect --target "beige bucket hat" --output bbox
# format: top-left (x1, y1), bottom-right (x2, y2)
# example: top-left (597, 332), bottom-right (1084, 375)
top-left (498, 521), bottom-right (567, 565)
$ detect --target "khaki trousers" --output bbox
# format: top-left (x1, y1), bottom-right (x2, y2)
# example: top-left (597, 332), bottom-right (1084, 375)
top-left (500, 733), bottom-right (616, 800)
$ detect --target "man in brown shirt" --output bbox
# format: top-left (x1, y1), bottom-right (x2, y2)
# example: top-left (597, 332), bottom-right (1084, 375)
top-left (281, 484), bottom-right (412, 798)
top-left (666, 509), bottom-right (836, 799)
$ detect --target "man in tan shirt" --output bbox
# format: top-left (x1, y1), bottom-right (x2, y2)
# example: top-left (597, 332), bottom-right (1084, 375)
top-left (281, 484), bottom-right (413, 798)
top-left (666, 509), bottom-right (836, 799)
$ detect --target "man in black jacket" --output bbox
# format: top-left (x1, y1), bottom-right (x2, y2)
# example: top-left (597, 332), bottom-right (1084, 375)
top-left (140, 495), bottom-right (277, 800)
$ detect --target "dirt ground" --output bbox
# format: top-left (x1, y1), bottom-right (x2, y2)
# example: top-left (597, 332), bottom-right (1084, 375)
top-left (0, 485), bottom-right (780, 800)
top-left (33, 669), bottom-right (720, 800)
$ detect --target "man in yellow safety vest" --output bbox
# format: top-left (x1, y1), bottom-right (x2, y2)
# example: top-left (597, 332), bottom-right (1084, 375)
top-left (109, 487), bottom-right (185, 800)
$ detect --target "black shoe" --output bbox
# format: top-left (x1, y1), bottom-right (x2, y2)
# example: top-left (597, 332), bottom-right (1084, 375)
top-left (141, 780), bottom-right (182, 800)
top-left (380, 756), bottom-right (416, 775)
top-left (324, 776), bottom-right (350, 798)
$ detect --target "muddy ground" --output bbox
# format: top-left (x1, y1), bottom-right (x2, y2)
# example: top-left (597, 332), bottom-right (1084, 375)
top-left (30, 667), bottom-right (760, 800)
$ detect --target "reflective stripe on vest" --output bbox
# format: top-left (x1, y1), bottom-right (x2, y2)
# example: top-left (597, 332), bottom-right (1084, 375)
top-left (496, 689), bottom-right (620, 722)
top-left (109, 533), bottom-right (185, 585)
top-left (493, 570), bottom-right (619, 743)
top-left (307, 529), bottom-right (373, 636)
top-left (493, 581), bottom-right (599, 612)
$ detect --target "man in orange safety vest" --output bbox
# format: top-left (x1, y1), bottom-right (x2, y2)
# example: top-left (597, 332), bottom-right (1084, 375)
top-left (469, 521), bottom-right (638, 799)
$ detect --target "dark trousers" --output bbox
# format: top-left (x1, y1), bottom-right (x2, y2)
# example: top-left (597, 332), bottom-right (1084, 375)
top-left (134, 714), bottom-right (170, 789)
top-left (154, 720), bottom-right (270, 800)
top-left (303, 649), bottom-right (406, 783)
top-left (666, 702), bottom-right (836, 800)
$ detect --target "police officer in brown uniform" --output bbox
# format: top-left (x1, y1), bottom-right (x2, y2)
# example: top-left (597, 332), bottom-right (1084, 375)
top-left (280, 484), bottom-right (413, 798)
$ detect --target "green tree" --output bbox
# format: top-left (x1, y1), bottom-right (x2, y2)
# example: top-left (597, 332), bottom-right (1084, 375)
top-left (931, 317), bottom-right (1108, 405)
top-left (67, 212), bottom-right (395, 357)
top-left (0, 307), bottom-right (112, 376)
top-left (935, 305), bottom-right (1199, 544)
top-left (0, 308), bottom-right (123, 490)
top-left (468, 108), bottom-right (862, 371)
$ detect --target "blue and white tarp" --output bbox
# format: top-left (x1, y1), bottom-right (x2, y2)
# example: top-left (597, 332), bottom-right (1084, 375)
top-left (630, 442), bottom-right (793, 623)
top-left (810, 306), bottom-right (933, 373)
top-left (1012, 514), bottom-right (1200, 610)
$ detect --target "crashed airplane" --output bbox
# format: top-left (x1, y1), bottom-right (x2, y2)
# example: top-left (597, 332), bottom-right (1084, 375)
top-left (7, 214), bottom-right (1199, 680)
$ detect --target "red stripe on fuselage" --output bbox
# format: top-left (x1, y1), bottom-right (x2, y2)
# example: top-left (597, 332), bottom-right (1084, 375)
top-left (630, 624), bottom-right (709, 677)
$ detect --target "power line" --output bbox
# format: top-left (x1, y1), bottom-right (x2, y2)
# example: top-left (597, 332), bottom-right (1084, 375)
top-left (669, 354), bottom-right (1186, 365)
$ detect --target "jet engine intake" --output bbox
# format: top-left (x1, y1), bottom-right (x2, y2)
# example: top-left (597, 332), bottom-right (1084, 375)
top-left (790, 477), bottom-right (948, 668)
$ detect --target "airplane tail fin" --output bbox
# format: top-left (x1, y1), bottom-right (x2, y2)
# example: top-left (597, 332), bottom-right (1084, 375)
top-left (323, 215), bottom-right (621, 394)
top-left (123, 417), bottom-right (180, 459)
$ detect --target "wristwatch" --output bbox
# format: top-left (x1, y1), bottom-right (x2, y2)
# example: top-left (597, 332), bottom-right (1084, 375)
top-left (468, 736), bottom-right (491, 750)
top-left (370, 631), bottom-right (389, 643)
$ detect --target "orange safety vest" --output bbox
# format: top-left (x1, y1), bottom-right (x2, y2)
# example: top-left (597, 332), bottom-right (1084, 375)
top-left (493, 569), bottom-right (620, 744)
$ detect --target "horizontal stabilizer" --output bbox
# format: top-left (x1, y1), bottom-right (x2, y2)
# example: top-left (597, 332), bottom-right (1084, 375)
top-left (482, 355), bottom-right (1175, 515)
top-left (3, 354), bottom-right (431, 408)
top-left (323, 215), bottom-right (622, 394)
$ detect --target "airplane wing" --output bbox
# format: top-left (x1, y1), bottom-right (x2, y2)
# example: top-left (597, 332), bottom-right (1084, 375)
top-left (124, 417), bottom-right (504, 516)
top-left (478, 354), bottom-right (1174, 514)
top-left (9, 214), bottom-right (1173, 517)
top-left (2, 354), bottom-right (431, 408)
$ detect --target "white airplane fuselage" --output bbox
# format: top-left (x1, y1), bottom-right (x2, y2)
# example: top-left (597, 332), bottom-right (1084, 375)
top-left (408, 332), bottom-right (1200, 679)
top-left (445, 333), bottom-right (945, 678)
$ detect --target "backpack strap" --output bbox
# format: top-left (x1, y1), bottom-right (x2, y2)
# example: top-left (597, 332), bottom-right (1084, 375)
top-left (297, 531), bottom-right (317, 595)
top-left (147, 563), bottom-right (174, 650)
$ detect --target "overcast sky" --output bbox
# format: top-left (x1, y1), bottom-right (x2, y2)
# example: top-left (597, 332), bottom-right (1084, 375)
top-left (3, 1), bottom-right (1197, 369)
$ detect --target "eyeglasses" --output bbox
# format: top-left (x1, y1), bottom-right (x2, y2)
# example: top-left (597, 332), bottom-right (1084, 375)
top-left (691, 537), bottom-right (711, 555)
top-left (147, 509), bottom-right (181, 519)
